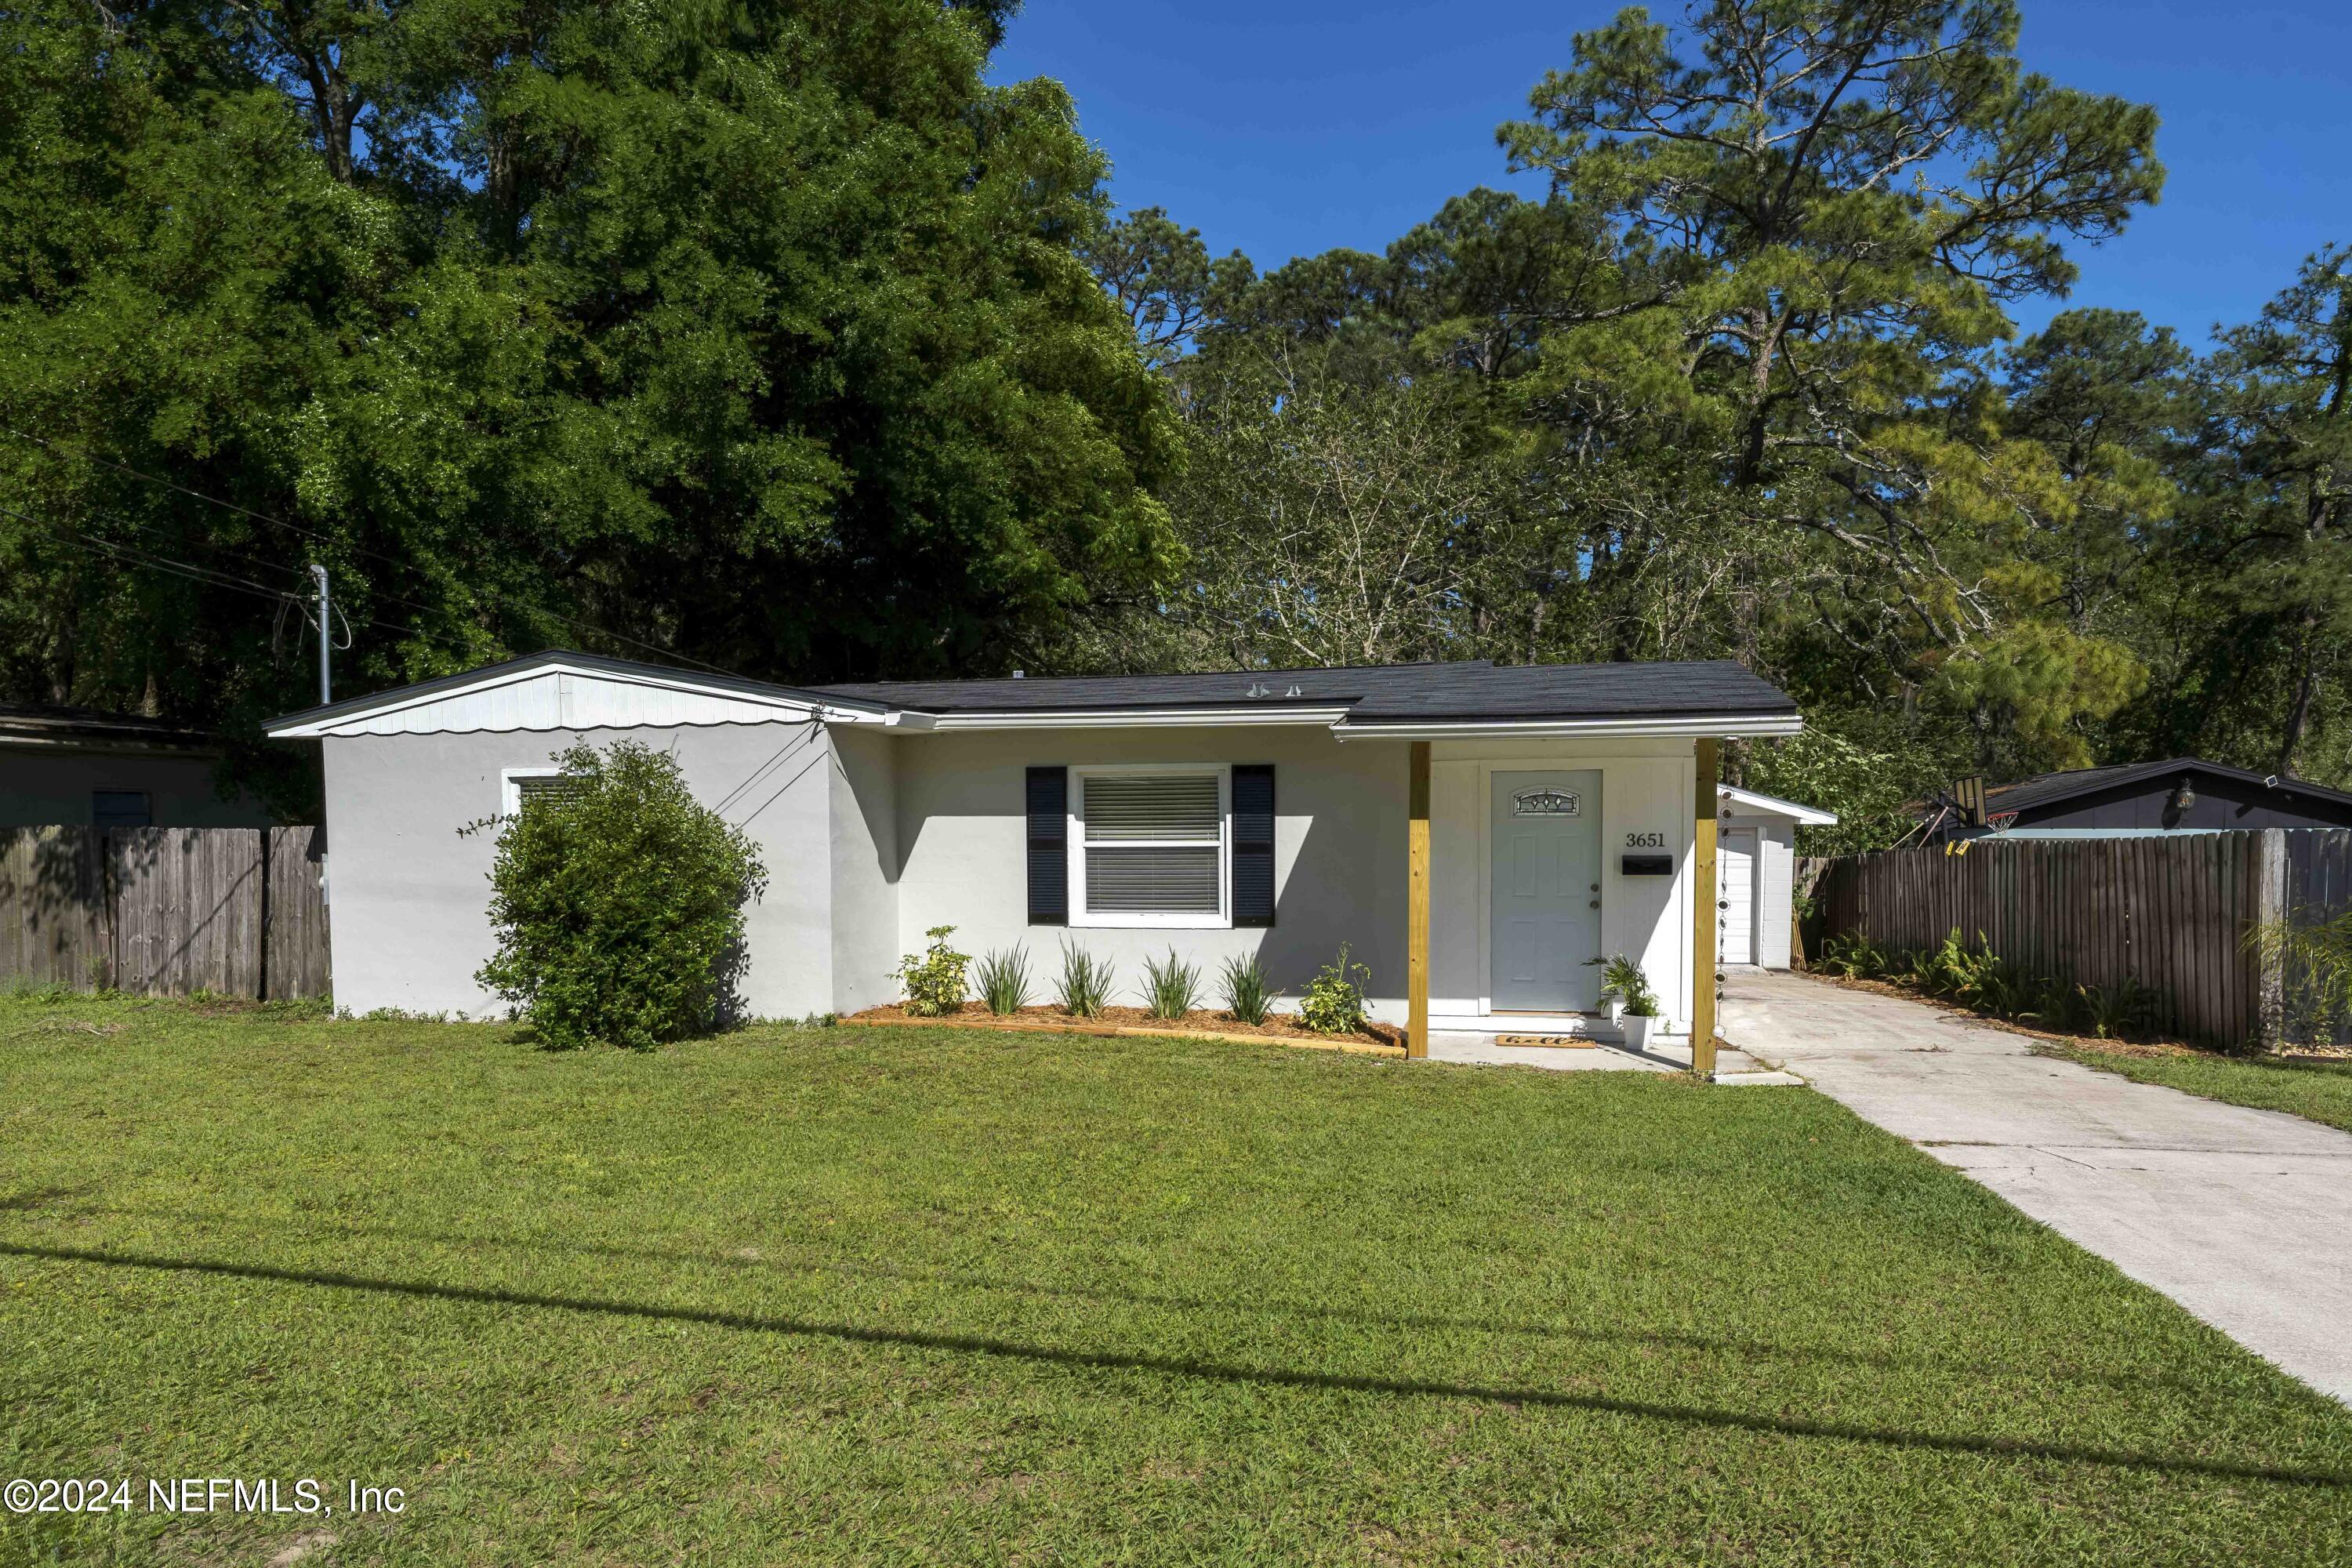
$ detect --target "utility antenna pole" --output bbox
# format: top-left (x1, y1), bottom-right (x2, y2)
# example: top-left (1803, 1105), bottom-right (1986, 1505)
top-left (310, 564), bottom-right (332, 702)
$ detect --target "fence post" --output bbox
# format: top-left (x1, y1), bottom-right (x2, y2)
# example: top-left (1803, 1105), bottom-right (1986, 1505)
top-left (2254, 828), bottom-right (2288, 1052)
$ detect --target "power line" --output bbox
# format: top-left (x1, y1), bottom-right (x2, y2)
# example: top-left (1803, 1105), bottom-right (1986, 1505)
top-left (0, 503), bottom-right (416, 643)
top-left (0, 424), bottom-right (741, 677)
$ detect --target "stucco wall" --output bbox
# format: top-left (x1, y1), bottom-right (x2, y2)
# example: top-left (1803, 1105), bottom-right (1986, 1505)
top-left (0, 749), bottom-right (274, 829)
top-left (827, 725), bottom-right (900, 1014)
top-left (321, 722), bottom-right (836, 1019)
top-left (889, 727), bottom-right (1411, 1020)
top-left (1429, 739), bottom-right (1699, 1031)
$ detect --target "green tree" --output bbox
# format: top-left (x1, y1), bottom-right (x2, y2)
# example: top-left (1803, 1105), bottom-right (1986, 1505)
top-left (0, 0), bottom-right (1181, 779)
top-left (1497, 0), bottom-right (2162, 731)
top-left (2195, 249), bottom-right (2352, 778)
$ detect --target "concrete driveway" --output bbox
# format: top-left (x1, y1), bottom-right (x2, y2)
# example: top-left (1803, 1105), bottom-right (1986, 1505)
top-left (1720, 968), bottom-right (2352, 1405)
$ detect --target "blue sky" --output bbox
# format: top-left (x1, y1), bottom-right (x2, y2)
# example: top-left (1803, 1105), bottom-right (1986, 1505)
top-left (990, 1), bottom-right (2351, 347)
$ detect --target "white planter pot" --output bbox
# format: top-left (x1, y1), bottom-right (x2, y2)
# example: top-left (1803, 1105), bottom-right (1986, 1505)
top-left (1620, 1014), bottom-right (1656, 1051)
top-left (1608, 1000), bottom-right (1626, 1028)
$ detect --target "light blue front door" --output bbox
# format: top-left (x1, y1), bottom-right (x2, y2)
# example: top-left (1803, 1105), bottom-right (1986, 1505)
top-left (1490, 770), bottom-right (1602, 1011)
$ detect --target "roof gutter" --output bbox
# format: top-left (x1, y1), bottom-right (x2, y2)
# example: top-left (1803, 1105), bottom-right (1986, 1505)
top-left (911, 705), bottom-right (1353, 731)
top-left (1330, 712), bottom-right (1804, 741)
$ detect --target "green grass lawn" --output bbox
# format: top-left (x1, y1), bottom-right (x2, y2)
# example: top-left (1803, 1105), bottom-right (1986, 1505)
top-left (3, 993), bottom-right (2349, 1566)
top-left (2034, 1040), bottom-right (2352, 1134)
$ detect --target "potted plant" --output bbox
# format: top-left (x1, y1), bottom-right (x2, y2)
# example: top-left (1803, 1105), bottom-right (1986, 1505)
top-left (1598, 955), bottom-right (1661, 1049)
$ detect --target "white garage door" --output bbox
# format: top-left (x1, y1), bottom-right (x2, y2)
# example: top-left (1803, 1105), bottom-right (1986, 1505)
top-left (1719, 829), bottom-right (1757, 965)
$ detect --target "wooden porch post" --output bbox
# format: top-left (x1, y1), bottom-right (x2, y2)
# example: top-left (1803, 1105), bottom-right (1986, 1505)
top-left (1691, 737), bottom-right (1719, 1078)
top-left (1407, 740), bottom-right (1431, 1059)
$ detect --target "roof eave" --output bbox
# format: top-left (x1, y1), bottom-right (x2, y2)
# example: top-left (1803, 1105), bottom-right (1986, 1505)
top-left (910, 704), bottom-right (1354, 731)
top-left (265, 650), bottom-right (891, 738)
top-left (1332, 712), bottom-right (1804, 742)
top-left (1719, 783), bottom-right (1838, 824)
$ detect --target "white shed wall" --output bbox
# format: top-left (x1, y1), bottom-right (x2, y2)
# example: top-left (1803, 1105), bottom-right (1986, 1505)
top-left (1721, 812), bottom-right (1797, 970)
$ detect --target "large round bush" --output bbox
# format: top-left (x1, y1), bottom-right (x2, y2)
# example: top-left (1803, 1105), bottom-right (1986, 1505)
top-left (476, 740), bottom-right (767, 1049)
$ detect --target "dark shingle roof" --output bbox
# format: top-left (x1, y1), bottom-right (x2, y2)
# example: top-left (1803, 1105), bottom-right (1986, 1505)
top-left (813, 659), bottom-right (1795, 723)
top-left (0, 703), bottom-right (220, 750)
top-left (268, 649), bottom-right (1800, 734)
top-left (1980, 757), bottom-right (2352, 816)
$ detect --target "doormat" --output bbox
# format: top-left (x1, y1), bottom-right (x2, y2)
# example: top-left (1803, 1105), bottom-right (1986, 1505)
top-left (1493, 1034), bottom-right (1595, 1047)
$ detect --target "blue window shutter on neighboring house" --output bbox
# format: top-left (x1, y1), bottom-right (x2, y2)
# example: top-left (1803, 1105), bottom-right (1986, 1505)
top-left (1232, 764), bottom-right (1276, 927)
top-left (1026, 766), bottom-right (1068, 925)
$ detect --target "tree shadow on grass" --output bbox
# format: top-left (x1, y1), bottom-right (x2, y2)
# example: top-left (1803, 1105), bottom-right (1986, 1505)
top-left (2, 1195), bottom-right (2248, 1400)
top-left (3, 1240), bottom-right (2343, 1490)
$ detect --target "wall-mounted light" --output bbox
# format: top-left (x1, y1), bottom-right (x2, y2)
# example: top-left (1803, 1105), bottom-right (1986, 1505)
top-left (2172, 778), bottom-right (2197, 812)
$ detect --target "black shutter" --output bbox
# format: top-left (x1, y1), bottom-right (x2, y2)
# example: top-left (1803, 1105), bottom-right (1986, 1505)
top-left (1026, 766), bottom-right (1069, 925)
top-left (1232, 764), bottom-right (1276, 927)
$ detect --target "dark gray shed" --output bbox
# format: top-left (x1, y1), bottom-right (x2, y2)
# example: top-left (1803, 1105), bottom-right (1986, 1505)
top-left (1917, 757), bottom-right (2352, 843)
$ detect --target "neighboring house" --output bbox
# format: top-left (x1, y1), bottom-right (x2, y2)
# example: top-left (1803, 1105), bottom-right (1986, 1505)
top-left (266, 650), bottom-right (1802, 1049)
top-left (1716, 786), bottom-right (1837, 969)
top-left (1915, 758), bottom-right (2352, 844)
top-left (0, 704), bottom-right (275, 829)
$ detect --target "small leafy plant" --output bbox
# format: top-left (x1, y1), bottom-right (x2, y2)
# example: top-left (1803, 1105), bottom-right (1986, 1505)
top-left (2073, 978), bottom-right (2161, 1040)
top-left (1818, 930), bottom-right (1889, 980)
top-left (894, 925), bottom-right (971, 1017)
top-left (1299, 942), bottom-right (1371, 1035)
top-left (1142, 949), bottom-right (1202, 1021)
top-left (1220, 953), bottom-right (1272, 1025)
top-left (972, 946), bottom-right (1033, 1015)
top-left (1057, 942), bottom-right (1114, 1018)
top-left (1597, 954), bottom-right (1659, 1018)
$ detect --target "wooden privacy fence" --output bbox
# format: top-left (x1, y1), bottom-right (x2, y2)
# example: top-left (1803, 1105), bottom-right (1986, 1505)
top-left (1802, 829), bottom-right (2352, 1051)
top-left (0, 826), bottom-right (328, 1000)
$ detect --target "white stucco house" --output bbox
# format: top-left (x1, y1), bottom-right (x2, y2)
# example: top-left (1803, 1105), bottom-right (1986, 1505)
top-left (267, 650), bottom-right (1808, 1063)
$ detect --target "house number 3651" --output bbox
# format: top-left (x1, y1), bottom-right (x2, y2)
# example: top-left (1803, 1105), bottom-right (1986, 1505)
top-left (1624, 831), bottom-right (1666, 848)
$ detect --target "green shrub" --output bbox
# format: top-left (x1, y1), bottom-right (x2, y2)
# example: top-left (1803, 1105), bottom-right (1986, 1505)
top-left (1141, 949), bottom-right (1202, 1020)
top-left (1057, 942), bottom-right (1113, 1018)
top-left (1818, 931), bottom-right (1889, 980)
top-left (1299, 942), bottom-right (1371, 1035)
top-left (1219, 953), bottom-right (1272, 1025)
top-left (2074, 978), bottom-right (2161, 1040)
top-left (972, 946), bottom-right (1033, 1014)
top-left (1597, 954), bottom-right (1659, 1017)
top-left (894, 925), bottom-right (971, 1016)
top-left (2247, 912), bottom-right (2352, 1044)
top-left (473, 739), bottom-right (767, 1051)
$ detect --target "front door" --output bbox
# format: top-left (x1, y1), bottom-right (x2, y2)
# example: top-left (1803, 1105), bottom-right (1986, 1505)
top-left (1490, 770), bottom-right (1602, 1011)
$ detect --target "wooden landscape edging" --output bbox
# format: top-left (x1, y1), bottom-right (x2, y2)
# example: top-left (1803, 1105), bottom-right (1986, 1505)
top-left (838, 1010), bottom-right (1407, 1058)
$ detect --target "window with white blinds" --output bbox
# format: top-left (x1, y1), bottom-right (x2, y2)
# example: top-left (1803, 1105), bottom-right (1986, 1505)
top-left (1073, 769), bottom-right (1228, 924)
top-left (503, 768), bottom-right (585, 815)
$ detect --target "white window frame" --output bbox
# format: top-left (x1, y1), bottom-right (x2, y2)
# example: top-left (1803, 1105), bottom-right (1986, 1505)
top-left (1068, 763), bottom-right (1232, 929)
top-left (501, 766), bottom-right (572, 817)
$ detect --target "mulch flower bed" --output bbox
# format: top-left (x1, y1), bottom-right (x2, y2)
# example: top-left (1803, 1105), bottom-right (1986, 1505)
top-left (1796, 966), bottom-right (2274, 1057)
top-left (842, 1000), bottom-right (1404, 1054)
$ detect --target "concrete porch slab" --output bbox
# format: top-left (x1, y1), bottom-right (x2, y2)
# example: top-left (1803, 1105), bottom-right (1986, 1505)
top-left (1425, 1033), bottom-right (1674, 1072)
